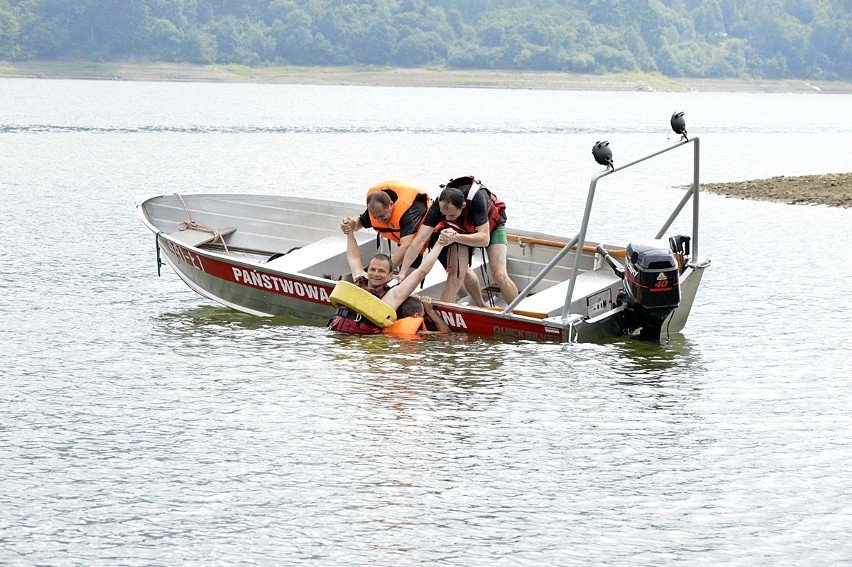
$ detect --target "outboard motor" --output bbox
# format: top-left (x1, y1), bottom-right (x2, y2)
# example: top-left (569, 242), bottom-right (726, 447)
top-left (597, 240), bottom-right (682, 341)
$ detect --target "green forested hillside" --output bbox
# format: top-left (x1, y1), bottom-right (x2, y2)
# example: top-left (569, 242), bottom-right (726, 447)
top-left (1, 0), bottom-right (849, 80)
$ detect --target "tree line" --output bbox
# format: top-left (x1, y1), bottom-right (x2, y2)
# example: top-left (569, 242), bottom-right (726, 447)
top-left (1, 0), bottom-right (850, 80)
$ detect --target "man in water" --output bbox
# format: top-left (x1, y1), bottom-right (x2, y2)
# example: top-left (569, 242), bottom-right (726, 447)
top-left (383, 295), bottom-right (451, 336)
top-left (328, 221), bottom-right (450, 334)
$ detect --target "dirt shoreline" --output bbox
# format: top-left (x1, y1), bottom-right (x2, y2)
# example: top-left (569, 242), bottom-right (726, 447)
top-left (4, 61), bottom-right (851, 208)
top-left (701, 173), bottom-right (852, 209)
top-left (4, 60), bottom-right (852, 94)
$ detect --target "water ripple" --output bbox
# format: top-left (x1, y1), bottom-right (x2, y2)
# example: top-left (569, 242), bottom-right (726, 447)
top-left (3, 82), bottom-right (852, 566)
top-left (0, 123), bottom-right (824, 135)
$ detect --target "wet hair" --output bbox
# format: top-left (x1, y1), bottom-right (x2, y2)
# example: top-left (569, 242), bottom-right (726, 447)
top-left (369, 253), bottom-right (392, 272)
top-left (397, 296), bottom-right (424, 318)
top-left (438, 187), bottom-right (465, 208)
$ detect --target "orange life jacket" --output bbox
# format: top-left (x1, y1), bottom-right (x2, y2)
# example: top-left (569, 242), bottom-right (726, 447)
top-left (328, 277), bottom-right (391, 335)
top-left (383, 316), bottom-right (426, 336)
top-left (366, 181), bottom-right (432, 247)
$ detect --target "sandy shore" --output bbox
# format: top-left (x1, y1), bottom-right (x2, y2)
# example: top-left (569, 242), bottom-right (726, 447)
top-left (3, 61), bottom-right (851, 208)
top-left (3, 61), bottom-right (852, 94)
top-left (701, 173), bottom-right (852, 209)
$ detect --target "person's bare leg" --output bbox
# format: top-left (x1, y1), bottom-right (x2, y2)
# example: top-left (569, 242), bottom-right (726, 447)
top-left (487, 244), bottom-right (518, 303)
top-left (463, 267), bottom-right (486, 307)
top-left (439, 244), bottom-right (464, 303)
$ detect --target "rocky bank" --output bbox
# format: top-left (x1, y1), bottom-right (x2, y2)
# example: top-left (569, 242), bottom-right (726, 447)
top-left (701, 173), bottom-right (852, 208)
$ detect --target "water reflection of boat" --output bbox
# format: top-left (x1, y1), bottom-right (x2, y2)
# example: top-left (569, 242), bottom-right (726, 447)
top-left (137, 120), bottom-right (709, 343)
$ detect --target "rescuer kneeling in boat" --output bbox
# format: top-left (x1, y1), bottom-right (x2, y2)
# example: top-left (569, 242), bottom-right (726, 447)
top-left (328, 221), bottom-right (449, 335)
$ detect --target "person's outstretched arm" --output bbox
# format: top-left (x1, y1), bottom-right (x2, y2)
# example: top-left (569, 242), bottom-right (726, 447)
top-left (398, 223), bottom-right (433, 280)
top-left (392, 232), bottom-right (415, 270)
top-left (343, 228), bottom-right (365, 279)
top-left (383, 241), bottom-right (445, 310)
top-left (420, 296), bottom-right (451, 333)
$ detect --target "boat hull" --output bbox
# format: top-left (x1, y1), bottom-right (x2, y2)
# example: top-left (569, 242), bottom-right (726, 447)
top-left (159, 235), bottom-right (336, 319)
top-left (156, 230), bottom-right (574, 340)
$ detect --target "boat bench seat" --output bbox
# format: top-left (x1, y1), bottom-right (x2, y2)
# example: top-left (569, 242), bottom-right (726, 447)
top-left (514, 269), bottom-right (618, 316)
top-left (169, 226), bottom-right (236, 247)
top-left (264, 231), bottom-right (374, 273)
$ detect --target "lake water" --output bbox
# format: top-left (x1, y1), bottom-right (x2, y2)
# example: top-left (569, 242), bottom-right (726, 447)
top-left (2, 78), bottom-right (852, 565)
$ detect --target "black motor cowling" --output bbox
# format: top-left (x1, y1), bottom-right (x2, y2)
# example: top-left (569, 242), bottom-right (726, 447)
top-left (596, 238), bottom-right (687, 340)
top-left (622, 241), bottom-right (681, 339)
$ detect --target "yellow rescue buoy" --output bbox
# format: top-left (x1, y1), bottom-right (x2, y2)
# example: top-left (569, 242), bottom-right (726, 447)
top-left (329, 280), bottom-right (396, 328)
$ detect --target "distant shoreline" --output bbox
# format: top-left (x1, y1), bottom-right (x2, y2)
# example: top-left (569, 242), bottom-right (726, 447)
top-left (3, 60), bottom-right (852, 94)
top-left (4, 60), bottom-right (851, 208)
